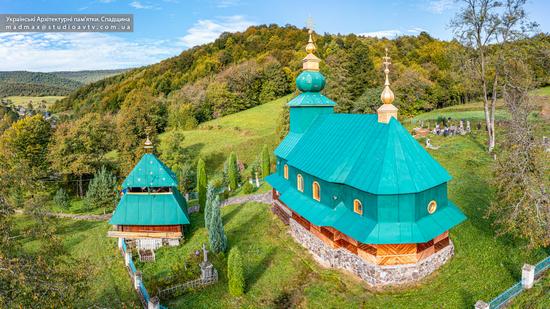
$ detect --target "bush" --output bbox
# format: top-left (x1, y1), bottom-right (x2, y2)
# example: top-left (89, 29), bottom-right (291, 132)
top-left (53, 188), bottom-right (70, 209)
top-left (242, 181), bottom-right (255, 194)
top-left (228, 247), bottom-right (245, 296)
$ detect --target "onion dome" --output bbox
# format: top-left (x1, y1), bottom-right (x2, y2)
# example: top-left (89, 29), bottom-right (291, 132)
top-left (296, 70), bottom-right (326, 92)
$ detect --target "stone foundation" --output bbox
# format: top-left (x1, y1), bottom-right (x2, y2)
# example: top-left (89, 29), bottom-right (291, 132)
top-left (289, 218), bottom-right (454, 286)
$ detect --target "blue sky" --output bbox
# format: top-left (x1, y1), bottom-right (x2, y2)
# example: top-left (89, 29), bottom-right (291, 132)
top-left (0, 0), bottom-right (548, 71)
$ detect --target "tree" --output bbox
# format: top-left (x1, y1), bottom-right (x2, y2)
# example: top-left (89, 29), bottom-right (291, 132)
top-left (84, 166), bottom-right (118, 212)
top-left (227, 152), bottom-right (239, 191)
top-left (49, 112), bottom-right (115, 196)
top-left (227, 247), bottom-right (245, 296)
top-left (261, 144), bottom-right (270, 177)
top-left (451, 0), bottom-right (537, 152)
top-left (207, 194), bottom-right (227, 253)
top-left (204, 183), bottom-right (216, 228)
top-left (0, 115), bottom-right (51, 194)
top-left (116, 88), bottom-right (168, 172)
top-left (487, 60), bottom-right (549, 248)
top-left (53, 188), bottom-right (70, 210)
top-left (159, 130), bottom-right (188, 170)
top-left (276, 105), bottom-right (289, 141)
top-left (197, 158), bottom-right (207, 211)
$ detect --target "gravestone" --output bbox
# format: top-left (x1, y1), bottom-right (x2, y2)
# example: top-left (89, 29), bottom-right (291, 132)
top-left (466, 120), bottom-right (471, 133)
top-left (200, 244), bottom-right (214, 280)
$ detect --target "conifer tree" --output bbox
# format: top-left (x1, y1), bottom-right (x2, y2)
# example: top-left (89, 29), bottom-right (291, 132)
top-left (228, 246), bottom-right (245, 296)
top-left (227, 152), bottom-right (239, 190)
top-left (84, 166), bottom-right (117, 211)
top-left (204, 183), bottom-right (216, 228)
top-left (261, 144), bottom-right (270, 177)
top-left (207, 195), bottom-right (227, 253)
top-left (53, 188), bottom-right (70, 210)
top-left (197, 158), bottom-right (207, 211)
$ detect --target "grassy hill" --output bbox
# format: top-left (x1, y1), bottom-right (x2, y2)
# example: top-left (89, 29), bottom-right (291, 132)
top-left (160, 95), bottom-right (291, 174)
top-left (53, 69), bottom-right (127, 84)
top-left (0, 69), bottom-right (127, 97)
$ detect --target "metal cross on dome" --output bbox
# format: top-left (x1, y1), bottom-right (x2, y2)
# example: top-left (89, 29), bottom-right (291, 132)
top-left (306, 15), bottom-right (314, 32)
top-left (383, 48), bottom-right (391, 70)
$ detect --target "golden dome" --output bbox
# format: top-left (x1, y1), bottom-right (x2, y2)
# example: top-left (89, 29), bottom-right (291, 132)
top-left (305, 29), bottom-right (316, 54)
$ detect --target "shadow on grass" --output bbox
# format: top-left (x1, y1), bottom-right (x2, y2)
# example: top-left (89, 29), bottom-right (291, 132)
top-left (54, 219), bottom-right (99, 237)
top-left (246, 248), bottom-right (276, 292)
top-left (222, 203), bottom-right (244, 224)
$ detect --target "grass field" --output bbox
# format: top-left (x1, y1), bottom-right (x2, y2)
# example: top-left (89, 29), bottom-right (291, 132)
top-left (160, 95), bottom-right (291, 175)
top-left (13, 215), bottom-right (139, 307)
top-left (2, 95), bottom-right (65, 109)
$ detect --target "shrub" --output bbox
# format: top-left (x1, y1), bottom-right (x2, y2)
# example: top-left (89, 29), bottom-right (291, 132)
top-left (242, 181), bottom-right (255, 194)
top-left (204, 184), bottom-right (216, 228)
top-left (53, 188), bottom-right (70, 209)
top-left (228, 247), bottom-right (245, 296)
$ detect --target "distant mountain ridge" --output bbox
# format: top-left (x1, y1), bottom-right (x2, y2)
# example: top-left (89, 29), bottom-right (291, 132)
top-left (0, 69), bottom-right (128, 97)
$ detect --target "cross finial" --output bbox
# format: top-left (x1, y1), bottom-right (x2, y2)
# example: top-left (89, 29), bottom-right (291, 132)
top-left (202, 243), bottom-right (208, 262)
top-left (306, 15), bottom-right (314, 34)
top-left (383, 48), bottom-right (391, 70)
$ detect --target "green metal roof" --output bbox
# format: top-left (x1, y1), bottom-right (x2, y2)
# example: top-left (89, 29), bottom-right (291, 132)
top-left (275, 114), bottom-right (451, 194)
top-left (266, 176), bottom-right (465, 244)
top-left (109, 191), bottom-right (190, 225)
top-left (287, 92), bottom-right (336, 107)
top-left (122, 153), bottom-right (178, 189)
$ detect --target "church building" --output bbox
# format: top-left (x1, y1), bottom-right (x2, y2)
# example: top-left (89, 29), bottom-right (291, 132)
top-left (266, 28), bottom-right (466, 286)
top-left (108, 138), bottom-right (190, 251)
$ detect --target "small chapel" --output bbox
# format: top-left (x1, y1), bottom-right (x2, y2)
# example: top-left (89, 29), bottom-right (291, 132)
top-left (266, 27), bottom-right (467, 286)
top-left (108, 138), bottom-right (190, 251)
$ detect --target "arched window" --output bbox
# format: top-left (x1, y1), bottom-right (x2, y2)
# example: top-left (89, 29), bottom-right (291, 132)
top-left (428, 200), bottom-right (437, 214)
top-left (312, 181), bottom-right (320, 201)
top-left (297, 174), bottom-right (304, 192)
top-left (283, 164), bottom-right (289, 179)
top-left (353, 199), bottom-right (363, 215)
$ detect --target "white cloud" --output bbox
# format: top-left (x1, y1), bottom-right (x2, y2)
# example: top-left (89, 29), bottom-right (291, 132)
top-left (427, 0), bottom-right (455, 14)
top-left (359, 29), bottom-right (402, 38)
top-left (216, 0), bottom-right (241, 8)
top-left (0, 33), bottom-right (182, 71)
top-left (407, 27), bottom-right (428, 33)
top-left (130, 1), bottom-right (155, 9)
top-left (180, 15), bottom-right (254, 47)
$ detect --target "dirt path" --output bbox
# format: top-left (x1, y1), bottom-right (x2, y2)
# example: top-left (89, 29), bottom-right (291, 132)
top-left (14, 208), bottom-right (111, 221)
top-left (13, 192), bottom-right (272, 221)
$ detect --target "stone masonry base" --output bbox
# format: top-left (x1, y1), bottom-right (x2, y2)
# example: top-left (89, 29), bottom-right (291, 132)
top-left (289, 218), bottom-right (454, 286)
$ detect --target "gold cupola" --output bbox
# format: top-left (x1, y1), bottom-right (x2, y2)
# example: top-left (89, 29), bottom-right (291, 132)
top-left (377, 48), bottom-right (398, 123)
top-left (144, 135), bottom-right (153, 153)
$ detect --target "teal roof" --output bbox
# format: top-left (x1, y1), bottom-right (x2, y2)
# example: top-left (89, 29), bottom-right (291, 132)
top-left (296, 70), bottom-right (326, 92)
top-left (275, 114), bottom-right (451, 194)
top-left (109, 191), bottom-right (190, 225)
top-left (267, 175), bottom-right (465, 244)
top-left (122, 153), bottom-right (178, 189)
top-left (288, 92), bottom-right (336, 107)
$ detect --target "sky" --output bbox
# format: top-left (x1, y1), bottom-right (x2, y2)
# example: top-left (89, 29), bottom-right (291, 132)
top-left (0, 0), bottom-right (548, 72)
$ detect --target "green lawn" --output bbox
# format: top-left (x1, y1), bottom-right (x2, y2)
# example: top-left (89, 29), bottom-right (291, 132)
top-left (47, 198), bottom-right (113, 215)
top-left (160, 95), bottom-right (291, 174)
top-left (2, 95), bottom-right (65, 109)
top-left (139, 131), bottom-right (548, 308)
top-left (13, 215), bottom-right (139, 307)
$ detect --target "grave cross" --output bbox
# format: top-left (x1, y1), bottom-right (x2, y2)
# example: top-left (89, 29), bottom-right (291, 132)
top-left (202, 243), bottom-right (208, 263)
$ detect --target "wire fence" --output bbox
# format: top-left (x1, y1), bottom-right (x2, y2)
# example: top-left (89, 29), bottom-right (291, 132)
top-left (486, 256), bottom-right (550, 309)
